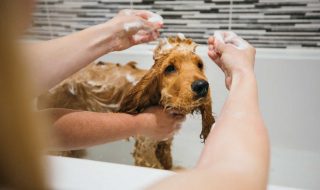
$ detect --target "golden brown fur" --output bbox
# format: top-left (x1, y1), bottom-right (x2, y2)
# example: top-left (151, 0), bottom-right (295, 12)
top-left (38, 36), bottom-right (215, 169)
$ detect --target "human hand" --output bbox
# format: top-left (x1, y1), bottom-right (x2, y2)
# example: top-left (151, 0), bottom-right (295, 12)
top-left (208, 31), bottom-right (256, 90)
top-left (135, 106), bottom-right (186, 141)
top-left (106, 9), bottom-right (163, 51)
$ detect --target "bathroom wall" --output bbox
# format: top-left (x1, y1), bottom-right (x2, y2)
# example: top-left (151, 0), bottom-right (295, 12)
top-left (30, 0), bottom-right (320, 49)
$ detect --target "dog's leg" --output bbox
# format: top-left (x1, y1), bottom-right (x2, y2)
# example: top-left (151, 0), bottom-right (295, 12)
top-left (133, 136), bottom-right (164, 169)
top-left (155, 139), bottom-right (173, 170)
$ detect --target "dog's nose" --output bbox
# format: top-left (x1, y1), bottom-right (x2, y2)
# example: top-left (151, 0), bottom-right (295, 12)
top-left (191, 80), bottom-right (209, 97)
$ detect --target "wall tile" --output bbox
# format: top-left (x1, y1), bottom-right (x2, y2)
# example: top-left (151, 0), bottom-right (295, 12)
top-left (29, 0), bottom-right (320, 49)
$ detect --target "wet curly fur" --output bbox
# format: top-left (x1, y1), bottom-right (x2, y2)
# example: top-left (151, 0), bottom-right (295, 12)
top-left (37, 36), bottom-right (215, 170)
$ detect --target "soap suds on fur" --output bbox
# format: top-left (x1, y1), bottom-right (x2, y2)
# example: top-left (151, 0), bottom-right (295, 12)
top-left (162, 38), bottom-right (174, 50)
top-left (126, 74), bottom-right (139, 85)
top-left (68, 84), bottom-right (77, 95)
top-left (86, 80), bottom-right (101, 87)
top-left (158, 33), bottom-right (195, 54)
top-left (126, 74), bottom-right (135, 83)
top-left (177, 33), bottom-right (185, 40)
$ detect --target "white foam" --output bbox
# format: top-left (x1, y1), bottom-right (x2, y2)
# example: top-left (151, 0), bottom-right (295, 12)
top-left (214, 31), bottom-right (248, 50)
top-left (148, 13), bottom-right (163, 24)
top-left (162, 38), bottom-right (174, 51)
top-left (86, 80), bottom-right (101, 87)
top-left (126, 74), bottom-right (139, 85)
top-left (237, 43), bottom-right (248, 50)
top-left (158, 35), bottom-right (194, 54)
top-left (68, 84), bottom-right (76, 95)
top-left (132, 34), bottom-right (144, 42)
top-left (126, 74), bottom-right (136, 83)
top-left (123, 21), bottom-right (142, 32)
top-left (177, 33), bottom-right (185, 40)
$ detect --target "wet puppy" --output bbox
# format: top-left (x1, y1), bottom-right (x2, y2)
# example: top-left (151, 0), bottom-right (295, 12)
top-left (38, 35), bottom-right (215, 169)
top-left (120, 36), bottom-right (215, 169)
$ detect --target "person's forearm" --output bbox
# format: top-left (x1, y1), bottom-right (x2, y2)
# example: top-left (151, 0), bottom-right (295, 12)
top-left (43, 108), bottom-right (140, 151)
top-left (197, 72), bottom-right (269, 186)
top-left (26, 23), bottom-right (114, 93)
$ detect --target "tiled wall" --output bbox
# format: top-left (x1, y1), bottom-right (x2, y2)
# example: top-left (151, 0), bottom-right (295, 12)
top-left (30, 0), bottom-right (320, 49)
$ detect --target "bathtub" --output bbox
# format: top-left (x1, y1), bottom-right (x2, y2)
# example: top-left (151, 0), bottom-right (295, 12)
top-left (80, 44), bottom-right (320, 189)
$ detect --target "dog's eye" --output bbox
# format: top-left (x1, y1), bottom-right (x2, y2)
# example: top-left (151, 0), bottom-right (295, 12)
top-left (197, 62), bottom-right (203, 69)
top-left (165, 64), bottom-right (176, 74)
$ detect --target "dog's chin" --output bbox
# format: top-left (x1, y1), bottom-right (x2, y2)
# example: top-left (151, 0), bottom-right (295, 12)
top-left (163, 103), bottom-right (202, 116)
top-left (161, 95), bottom-right (208, 115)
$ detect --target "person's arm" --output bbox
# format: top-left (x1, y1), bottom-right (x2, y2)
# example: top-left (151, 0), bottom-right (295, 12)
top-left (25, 10), bottom-right (162, 94)
top-left (149, 32), bottom-right (269, 190)
top-left (42, 107), bottom-right (184, 151)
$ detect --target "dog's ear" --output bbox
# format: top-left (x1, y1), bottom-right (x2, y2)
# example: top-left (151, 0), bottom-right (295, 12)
top-left (120, 67), bottom-right (161, 113)
top-left (200, 94), bottom-right (215, 142)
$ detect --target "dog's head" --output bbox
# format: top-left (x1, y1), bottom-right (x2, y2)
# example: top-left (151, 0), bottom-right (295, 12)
top-left (154, 36), bottom-right (210, 115)
top-left (120, 35), bottom-right (215, 141)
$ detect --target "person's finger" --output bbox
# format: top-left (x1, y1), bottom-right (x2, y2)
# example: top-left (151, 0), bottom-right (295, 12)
top-left (208, 50), bottom-right (218, 59)
top-left (208, 44), bottom-right (214, 51)
top-left (208, 51), bottom-right (221, 66)
top-left (214, 38), bottom-right (228, 54)
top-left (208, 36), bottom-right (215, 45)
top-left (213, 32), bottom-right (229, 54)
top-left (208, 50), bottom-right (224, 69)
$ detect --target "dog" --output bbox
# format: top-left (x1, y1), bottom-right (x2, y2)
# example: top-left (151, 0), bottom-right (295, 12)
top-left (37, 35), bottom-right (215, 169)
